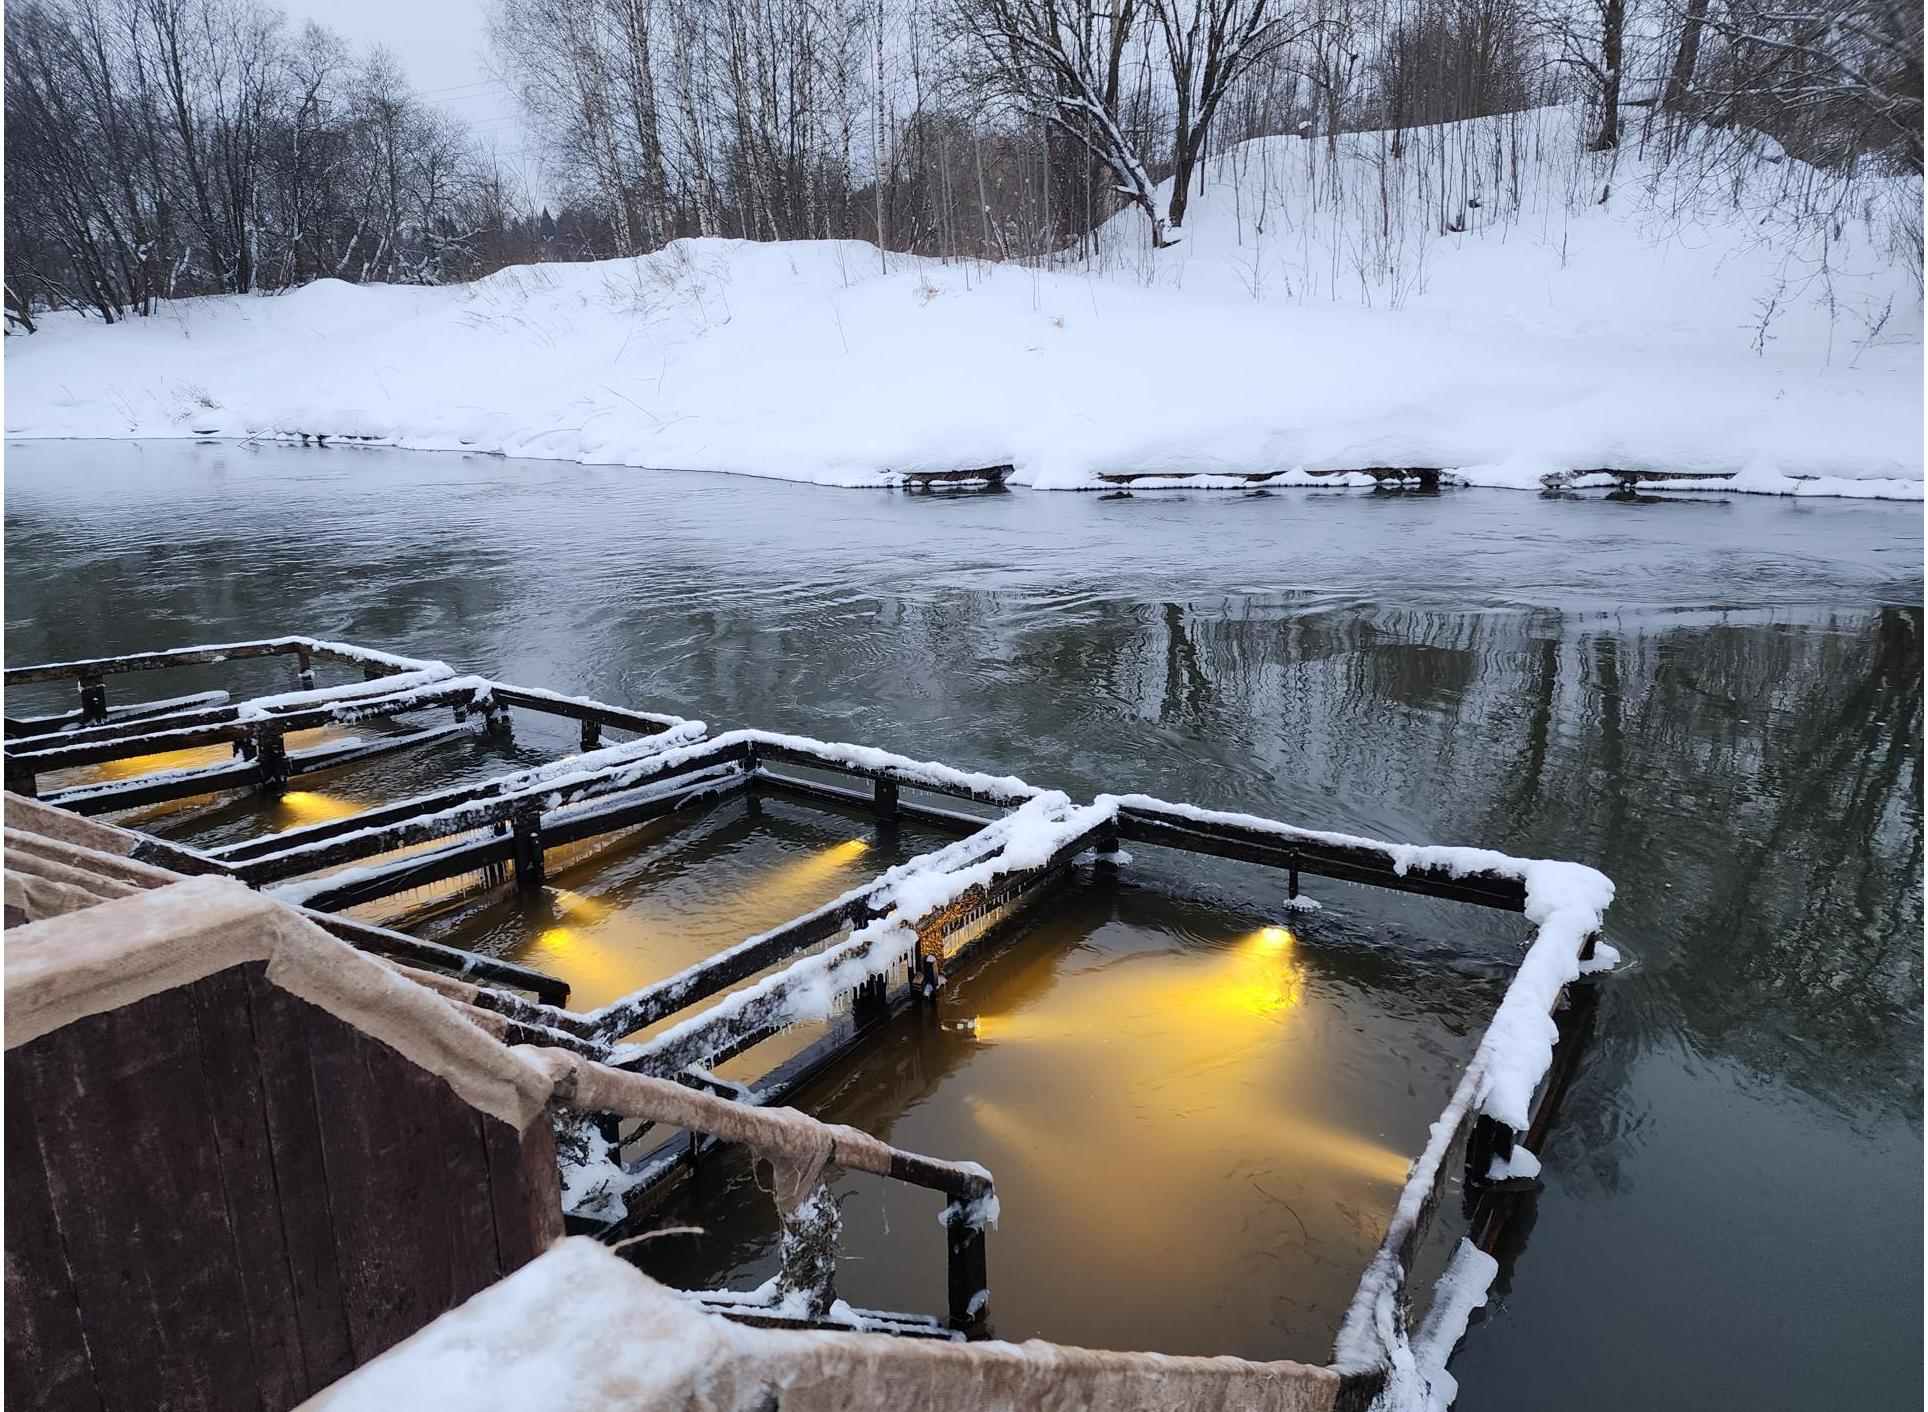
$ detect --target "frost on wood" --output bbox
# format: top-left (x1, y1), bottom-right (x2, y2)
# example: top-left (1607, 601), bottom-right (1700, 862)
top-left (616, 793), bottom-right (1109, 1074)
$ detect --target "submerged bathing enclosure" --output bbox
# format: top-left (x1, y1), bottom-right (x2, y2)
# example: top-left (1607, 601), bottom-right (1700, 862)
top-left (3, 637), bottom-right (1615, 1411)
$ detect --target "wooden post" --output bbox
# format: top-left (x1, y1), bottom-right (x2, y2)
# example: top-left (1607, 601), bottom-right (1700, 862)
top-left (773, 1184), bottom-right (840, 1319)
top-left (873, 778), bottom-right (899, 820)
top-left (510, 804), bottom-right (545, 891)
top-left (853, 973), bottom-right (887, 1024)
top-left (295, 646), bottom-right (316, 690)
top-left (946, 1197), bottom-right (990, 1334)
top-left (254, 727), bottom-right (290, 795)
top-left (1467, 1113), bottom-right (1516, 1190)
top-left (1288, 849), bottom-right (1301, 900)
top-left (77, 675), bottom-right (107, 727)
top-left (579, 719), bottom-right (602, 753)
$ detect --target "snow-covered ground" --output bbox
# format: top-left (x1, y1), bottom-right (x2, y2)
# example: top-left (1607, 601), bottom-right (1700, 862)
top-left (7, 110), bottom-right (1920, 498)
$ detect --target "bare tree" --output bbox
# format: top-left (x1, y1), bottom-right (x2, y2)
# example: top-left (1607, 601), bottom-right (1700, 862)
top-left (947, 0), bottom-right (1169, 241)
top-left (1153, 0), bottom-right (1312, 228)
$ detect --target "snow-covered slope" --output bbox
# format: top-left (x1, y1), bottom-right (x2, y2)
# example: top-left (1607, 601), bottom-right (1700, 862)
top-left (6, 110), bottom-right (1920, 496)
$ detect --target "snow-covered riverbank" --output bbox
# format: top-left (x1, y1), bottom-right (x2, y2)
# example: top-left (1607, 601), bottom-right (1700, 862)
top-left (7, 113), bottom-right (1920, 499)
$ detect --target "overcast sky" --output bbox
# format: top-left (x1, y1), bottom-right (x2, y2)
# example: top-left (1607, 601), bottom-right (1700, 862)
top-left (278, 0), bottom-right (544, 192)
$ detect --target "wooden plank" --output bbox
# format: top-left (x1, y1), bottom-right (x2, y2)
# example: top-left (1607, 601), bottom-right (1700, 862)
top-left (185, 970), bottom-right (310, 1406)
top-left (1116, 807), bottom-right (1527, 911)
top-left (1096, 469), bottom-right (1281, 484)
top-left (305, 1020), bottom-right (502, 1364)
top-left (5, 641), bottom-right (294, 685)
top-left (227, 742), bottom-right (746, 882)
top-left (481, 1111), bottom-right (566, 1270)
top-left (753, 769), bottom-right (991, 833)
top-left (1096, 467), bottom-right (1443, 487)
top-left (43, 758), bottom-right (263, 815)
top-left (755, 741), bottom-right (1037, 807)
top-left (308, 911), bottom-right (573, 1008)
top-left (898, 465), bottom-right (1011, 487)
top-left (3, 1050), bottom-right (100, 1412)
top-left (244, 971), bottom-right (357, 1394)
top-left (9, 681), bottom-right (481, 768)
top-left (5, 689), bottom-right (232, 739)
top-left (12, 720), bottom-right (253, 769)
top-left (7, 701), bottom-right (250, 752)
top-left (17, 982), bottom-right (261, 1411)
top-left (485, 684), bottom-right (684, 733)
top-left (592, 887), bottom-right (878, 1043)
top-left (285, 832), bottom-right (515, 912)
top-left (287, 721), bottom-right (473, 778)
top-left (535, 765), bottom-right (752, 851)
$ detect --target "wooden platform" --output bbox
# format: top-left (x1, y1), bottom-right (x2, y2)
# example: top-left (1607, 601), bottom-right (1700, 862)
top-left (1097, 467), bottom-right (1442, 489)
top-left (896, 465), bottom-right (1011, 489)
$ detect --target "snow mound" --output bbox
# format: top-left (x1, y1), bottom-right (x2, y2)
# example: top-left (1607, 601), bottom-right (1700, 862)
top-left (6, 109), bottom-right (1918, 495)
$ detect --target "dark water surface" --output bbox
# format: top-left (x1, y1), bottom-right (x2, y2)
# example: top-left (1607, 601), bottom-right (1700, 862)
top-left (5, 441), bottom-right (1921, 1408)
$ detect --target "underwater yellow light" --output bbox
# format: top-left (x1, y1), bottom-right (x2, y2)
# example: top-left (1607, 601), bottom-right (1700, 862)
top-left (276, 790), bottom-right (364, 826)
top-left (738, 837), bottom-right (875, 906)
top-left (90, 745), bottom-right (232, 781)
top-left (550, 888), bottom-right (611, 924)
top-left (1255, 925), bottom-right (1296, 951)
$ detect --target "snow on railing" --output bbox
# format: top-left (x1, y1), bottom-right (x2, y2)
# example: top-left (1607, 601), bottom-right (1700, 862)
top-left (6, 635), bottom-right (1621, 1397)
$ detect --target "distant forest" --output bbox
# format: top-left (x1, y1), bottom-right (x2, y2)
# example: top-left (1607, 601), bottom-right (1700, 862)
top-left (5, 0), bottom-right (1920, 325)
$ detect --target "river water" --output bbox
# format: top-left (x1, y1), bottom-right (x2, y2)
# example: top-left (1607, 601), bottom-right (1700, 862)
top-left (5, 440), bottom-right (1920, 1408)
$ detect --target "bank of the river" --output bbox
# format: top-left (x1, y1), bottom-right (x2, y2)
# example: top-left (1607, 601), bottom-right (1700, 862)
top-left (6, 113), bottom-right (1921, 500)
top-left (5, 440), bottom-right (1921, 1409)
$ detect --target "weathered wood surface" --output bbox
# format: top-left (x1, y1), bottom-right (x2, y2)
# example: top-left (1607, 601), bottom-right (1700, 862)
top-left (8, 681), bottom-right (484, 769)
top-left (1116, 803), bottom-right (1529, 911)
top-left (2, 638), bottom-right (420, 686)
top-left (754, 739), bottom-right (1038, 807)
top-left (4, 962), bottom-right (562, 1412)
top-left (4, 640), bottom-right (298, 685)
top-left (230, 745), bottom-right (744, 884)
top-left (5, 689), bottom-right (232, 739)
top-left (34, 727), bottom-right (468, 815)
top-left (896, 466), bottom-right (1012, 488)
top-left (309, 910), bottom-right (574, 1008)
top-left (484, 683), bottom-right (685, 733)
top-left (755, 767), bottom-right (992, 834)
top-left (1096, 467), bottom-right (1443, 489)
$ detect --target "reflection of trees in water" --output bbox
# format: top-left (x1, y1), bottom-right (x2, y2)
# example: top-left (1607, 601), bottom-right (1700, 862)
top-left (644, 589), bottom-right (1919, 1127)
top-left (1122, 598), bottom-right (1922, 1127)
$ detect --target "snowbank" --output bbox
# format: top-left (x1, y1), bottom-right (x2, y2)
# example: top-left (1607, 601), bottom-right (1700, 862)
top-left (7, 112), bottom-right (1919, 497)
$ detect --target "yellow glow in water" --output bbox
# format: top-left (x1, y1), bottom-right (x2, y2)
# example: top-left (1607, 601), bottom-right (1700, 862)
top-left (550, 888), bottom-right (611, 924)
top-left (277, 790), bottom-right (364, 827)
top-left (1254, 925), bottom-right (1296, 951)
top-left (1219, 967), bottom-right (1306, 1017)
top-left (89, 745), bottom-right (232, 781)
top-left (736, 837), bottom-right (872, 907)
